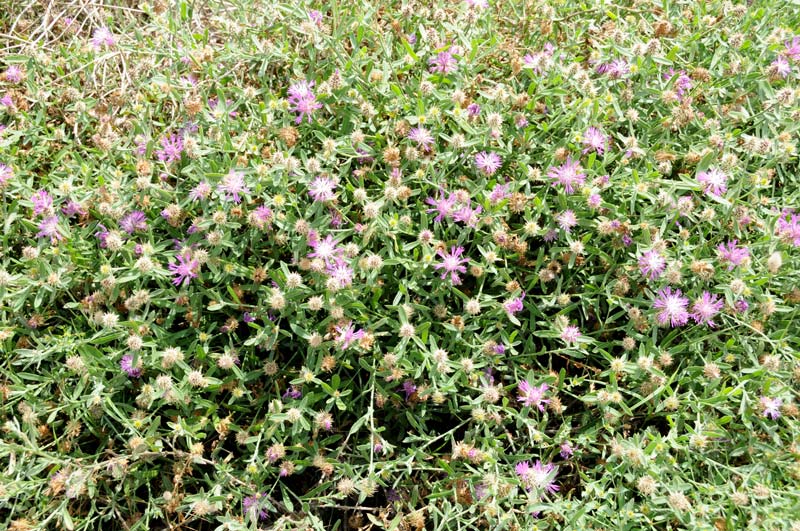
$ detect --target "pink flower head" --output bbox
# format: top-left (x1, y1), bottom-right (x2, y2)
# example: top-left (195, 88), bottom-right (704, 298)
top-left (429, 51), bottom-right (458, 74)
top-left (560, 325), bottom-right (581, 345)
top-left (691, 291), bottom-right (724, 327)
top-left (425, 190), bottom-right (456, 222)
top-left (760, 396), bottom-right (782, 420)
top-left (37, 215), bottom-right (63, 242)
top-left (218, 170), bottom-right (250, 203)
top-left (408, 126), bottom-right (435, 150)
top-left (784, 37), bottom-right (800, 62)
top-left (308, 176), bottom-right (337, 202)
top-left (696, 167), bottom-right (729, 197)
top-left (155, 133), bottom-right (184, 163)
top-left (556, 210), bottom-right (578, 232)
top-left (190, 181), bottom-right (212, 201)
top-left (776, 214), bottom-right (800, 247)
top-left (308, 234), bottom-right (341, 264)
top-left (504, 291), bottom-right (525, 315)
top-left (168, 252), bottom-right (200, 287)
top-left (517, 380), bottom-right (549, 411)
top-left (516, 460), bottom-right (559, 494)
top-left (582, 127), bottom-right (607, 155)
top-left (772, 55), bottom-right (792, 78)
top-left (475, 151), bottom-right (502, 176)
top-left (717, 240), bottom-right (749, 270)
top-left (287, 80), bottom-right (322, 124)
top-left (653, 287), bottom-right (690, 327)
top-left (326, 257), bottom-right (354, 288)
top-left (120, 354), bottom-right (142, 378)
top-left (638, 250), bottom-right (666, 280)
top-left (31, 189), bottom-right (53, 216)
top-left (0, 163), bottom-right (12, 187)
top-left (433, 245), bottom-right (468, 285)
top-left (335, 321), bottom-right (365, 350)
top-left (91, 27), bottom-right (116, 50)
top-left (4, 65), bottom-right (22, 83)
top-left (120, 211), bottom-right (147, 234)
top-left (547, 157), bottom-right (585, 194)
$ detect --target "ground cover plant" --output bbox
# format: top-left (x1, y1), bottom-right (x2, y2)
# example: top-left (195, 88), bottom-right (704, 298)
top-left (1, 0), bottom-right (799, 529)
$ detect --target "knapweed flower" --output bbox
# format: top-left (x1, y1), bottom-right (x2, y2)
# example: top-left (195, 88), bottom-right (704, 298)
top-left (638, 250), bottom-right (666, 280)
top-left (308, 234), bottom-right (341, 264)
top-left (784, 37), bottom-right (800, 62)
top-left (91, 27), bottom-right (116, 49)
top-left (434, 246), bottom-right (468, 285)
top-left (407, 126), bottom-right (435, 150)
top-left (760, 396), bottom-right (782, 420)
top-left (582, 127), bottom-right (607, 154)
top-left (653, 287), bottom-right (690, 327)
top-left (287, 80), bottom-right (323, 124)
top-left (326, 258), bottom-right (354, 288)
top-left (696, 167), bottom-right (728, 197)
top-left (560, 442), bottom-right (574, 459)
top-left (556, 210), bottom-right (578, 232)
top-left (31, 189), bottom-right (53, 216)
top-left (120, 211), bottom-right (147, 234)
top-left (242, 493), bottom-right (269, 521)
top-left (517, 380), bottom-right (549, 411)
top-left (475, 151), bottom-right (502, 176)
top-left (425, 190), bottom-right (456, 222)
top-left (190, 181), bottom-right (212, 201)
top-left (776, 214), bottom-right (800, 247)
top-left (218, 170), bottom-right (250, 203)
top-left (4, 65), bottom-right (22, 83)
top-left (120, 354), bottom-right (142, 378)
top-left (560, 325), bottom-right (581, 345)
top-left (429, 51), bottom-right (457, 74)
top-left (504, 292), bottom-right (525, 315)
top-left (548, 157), bottom-right (585, 194)
top-left (515, 460), bottom-right (559, 495)
top-left (402, 380), bottom-right (417, 401)
top-left (717, 240), bottom-right (750, 270)
top-left (772, 55), bottom-right (792, 78)
top-left (0, 163), bottom-right (12, 187)
top-left (37, 216), bottom-right (63, 242)
top-left (308, 176), bottom-right (337, 202)
top-left (691, 291), bottom-right (724, 327)
top-left (168, 252), bottom-right (200, 287)
top-left (155, 133), bottom-right (184, 163)
top-left (597, 58), bottom-right (629, 78)
top-left (335, 321), bottom-right (364, 350)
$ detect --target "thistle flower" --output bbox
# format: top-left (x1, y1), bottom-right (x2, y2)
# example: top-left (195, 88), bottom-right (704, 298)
top-left (638, 250), bottom-right (666, 280)
top-left (91, 27), bottom-right (116, 49)
top-left (717, 240), bottom-right (749, 270)
top-left (475, 151), bottom-right (502, 176)
top-left (326, 258), bottom-right (354, 288)
top-left (433, 246), bottom-right (469, 285)
top-left (771, 56), bottom-right (792, 78)
top-left (0, 163), bottom-right (12, 187)
top-left (287, 80), bottom-right (323, 124)
top-left (4, 65), bottom-right (22, 83)
top-left (560, 325), bottom-right (581, 345)
top-left (653, 287), bottom-right (690, 327)
top-left (696, 167), bottom-right (729, 197)
top-left (690, 291), bottom-right (724, 327)
top-left (504, 292), bottom-right (525, 315)
top-left (407, 126), bottom-right (435, 150)
top-left (429, 51), bottom-right (457, 74)
top-left (335, 321), bottom-right (364, 350)
top-left (556, 210), bottom-right (578, 232)
top-left (155, 133), bottom-right (184, 163)
top-left (168, 252), bottom-right (199, 287)
top-left (760, 396), bottom-right (782, 420)
top-left (37, 215), bottom-right (63, 242)
top-left (784, 37), bottom-right (800, 61)
top-left (190, 181), bottom-right (212, 201)
top-left (515, 460), bottom-right (559, 495)
top-left (517, 380), bottom-right (549, 411)
top-left (308, 176), bottom-right (337, 202)
top-left (217, 170), bottom-right (250, 203)
top-left (242, 493), bottom-right (269, 521)
top-left (776, 214), bottom-right (800, 247)
top-left (548, 157), bottom-right (585, 194)
top-left (120, 211), bottom-right (147, 234)
top-left (582, 127), bottom-right (607, 154)
top-left (308, 234), bottom-right (341, 264)
top-left (120, 354), bottom-right (142, 378)
top-left (31, 189), bottom-right (53, 216)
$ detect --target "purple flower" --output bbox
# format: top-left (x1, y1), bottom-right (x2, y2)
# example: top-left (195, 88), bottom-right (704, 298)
top-left (489, 183), bottom-right (509, 204)
top-left (287, 80), bottom-right (323, 124)
top-left (155, 133), bottom-right (184, 163)
top-left (31, 189), bottom-right (53, 216)
top-left (408, 126), bottom-right (435, 150)
top-left (784, 37), bottom-right (800, 61)
top-left (760, 396), bottom-right (782, 420)
top-left (37, 215), bottom-right (63, 242)
top-left (335, 321), bottom-right (364, 350)
top-left (475, 151), bottom-right (502, 176)
top-left (429, 51), bottom-right (458, 74)
top-left (326, 258), bottom-right (354, 288)
top-left (734, 299), bottom-right (749, 313)
top-left (168, 252), bottom-right (199, 287)
top-left (560, 325), bottom-right (581, 345)
top-left (691, 291), bottom-right (724, 327)
top-left (308, 9), bottom-right (323, 24)
top-left (252, 205), bottom-right (273, 229)
top-left (308, 234), bottom-right (341, 264)
top-left (190, 181), bottom-right (212, 201)
top-left (517, 380), bottom-right (549, 411)
top-left (243, 493), bottom-right (269, 521)
top-left (547, 157), bottom-right (585, 194)
top-left (91, 27), bottom-right (116, 50)
top-left (653, 287), bottom-right (690, 327)
top-left (120, 354), bottom-right (142, 378)
top-left (425, 190), bottom-right (456, 222)
top-left (696, 167), bottom-right (729, 197)
top-left (776, 214), bottom-right (800, 247)
top-left (467, 103), bottom-right (481, 117)
top-left (515, 460), bottom-right (559, 495)
top-left (243, 312), bottom-right (256, 323)
top-left (638, 250), bottom-right (666, 280)
top-left (504, 292), bottom-right (525, 315)
top-left (95, 224), bottom-right (110, 248)
top-left (556, 210), bottom-right (578, 232)
top-left (559, 442), bottom-right (574, 459)
top-left (451, 203), bottom-right (482, 227)
top-left (217, 170), bottom-right (250, 203)
top-left (61, 201), bottom-right (86, 218)
top-left (120, 211), bottom-right (147, 234)
top-left (597, 58), bottom-right (629, 78)
top-left (402, 380), bottom-right (417, 401)
top-left (0, 163), bottom-right (12, 187)
top-left (772, 55), bottom-right (792, 78)
top-left (433, 246), bottom-right (468, 285)
top-left (282, 386), bottom-right (302, 400)
top-left (582, 127), bottom-right (607, 154)
top-left (0, 93), bottom-right (14, 108)
top-left (4, 66), bottom-right (22, 83)
top-left (308, 176), bottom-right (337, 202)
top-left (717, 240), bottom-right (749, 270)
